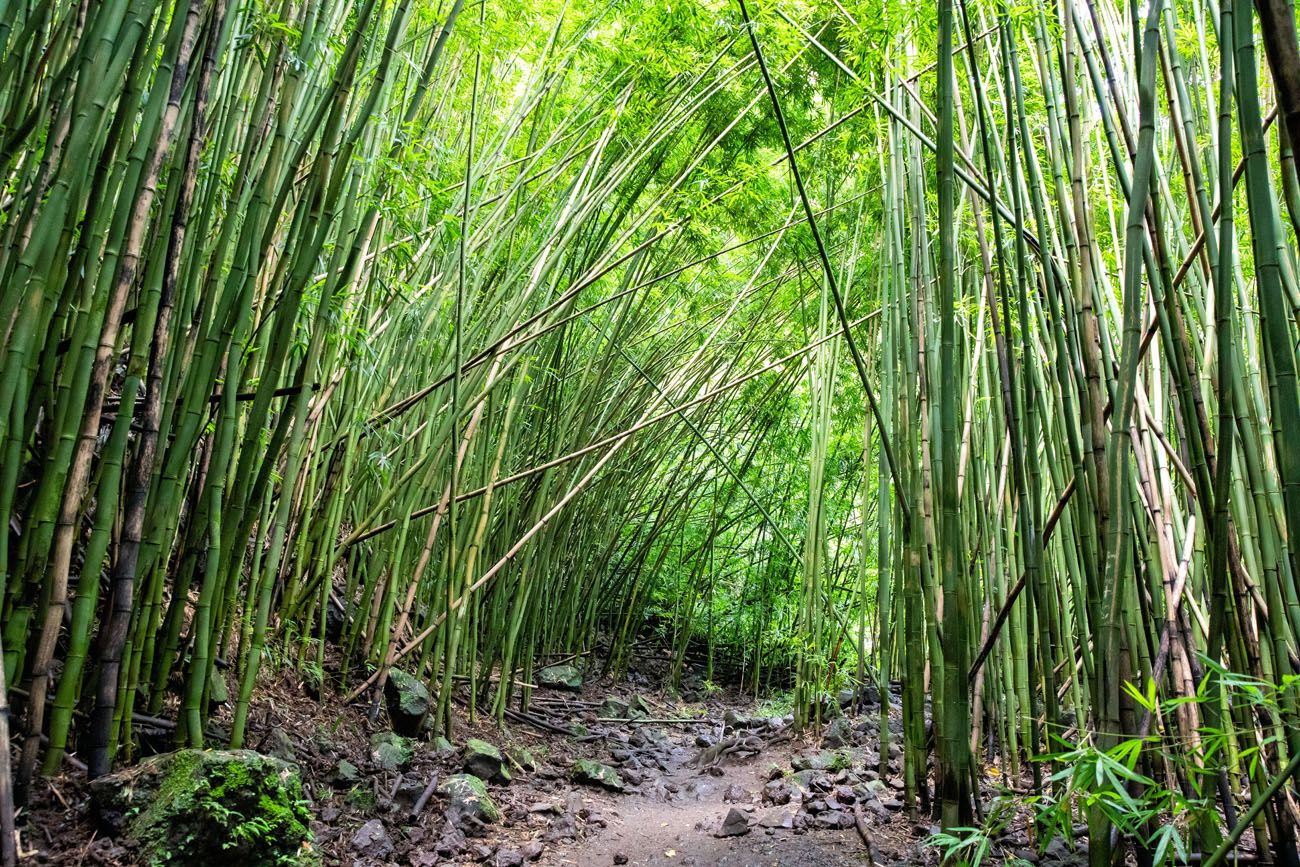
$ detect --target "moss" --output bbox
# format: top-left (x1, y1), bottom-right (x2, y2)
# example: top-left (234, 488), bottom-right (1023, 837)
top-left (94, 750), bottom-right (315, 867)
top-left (345, 785), bottom-right (378, 812)
top-left (437, 774), bottom-right (500, 823)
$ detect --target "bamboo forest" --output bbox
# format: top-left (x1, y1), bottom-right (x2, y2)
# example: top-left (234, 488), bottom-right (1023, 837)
top-left (6, 0), bottom-right (1300, 863)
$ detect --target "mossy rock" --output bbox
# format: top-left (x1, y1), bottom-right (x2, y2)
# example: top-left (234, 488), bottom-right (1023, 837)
top-left (791, 750), bottom-right (844, 772)
top-left (536, 664), bottom-right (582, 691)
top-left (571, 759), bottom-right (623, 791)
top-left (383, 668), bottom-right (430, 737)
top-left (89, 749), bottom-right (314, 867)
top-left (345, 785), bottom-right (378, 813)
top-left (463, 738), bottom-right (510, 783)
top-left (436, 774), bottom-right (500, 827)
top-left (506, 745), bottom-right (536, 772)
top-left (822, 717), bottom-right (853, 748)
top-left (370, 731), bottom-right (414, 771)
top-left (597, 697), bottom-right (629, 718)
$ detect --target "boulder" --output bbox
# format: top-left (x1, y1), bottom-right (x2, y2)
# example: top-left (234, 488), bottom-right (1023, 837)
top-left (507, 745), bottom-right (537, 772)
top-left (384, 668), bottom-right (431, 736)
top-left (463, 739), bottom-right (510, 783)
top-left (598, 697), bottom-right (630, 718)
top-left (437, 774), bottom-right (500, 828)
top-left (263, 726), bottom-right (296, 762)
top-left (351, 819), bottom-right (393, 858)
top-left (370, 731), bottom-right (414, 770)
top-left (822, 717), bottom-right (853, 749)
top-left (89, 749), bottom-right (313, 867)
top-left (571, 759), bottom-right (624, 791)
top-left (791, 751), bottom-right (843, 772)
top-left (714, 807), bottom-right (750, 837)
top-left (536, 664), bottom-right (583, 691)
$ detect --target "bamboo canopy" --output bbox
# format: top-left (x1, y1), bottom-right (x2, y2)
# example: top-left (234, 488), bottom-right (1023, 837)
top-left (2, 0), bottom-right (1300, 860)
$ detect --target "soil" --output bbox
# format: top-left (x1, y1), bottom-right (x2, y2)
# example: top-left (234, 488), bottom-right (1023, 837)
top-left (16, 655), bottom-right (1054, 867)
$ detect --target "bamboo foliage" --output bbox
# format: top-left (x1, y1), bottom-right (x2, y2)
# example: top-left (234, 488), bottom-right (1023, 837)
top-left (3, 0), bottom-right (1300, 859)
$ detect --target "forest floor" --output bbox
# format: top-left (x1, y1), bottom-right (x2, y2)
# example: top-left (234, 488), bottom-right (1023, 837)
top-left (18, 652), bottom-right (1086, 867)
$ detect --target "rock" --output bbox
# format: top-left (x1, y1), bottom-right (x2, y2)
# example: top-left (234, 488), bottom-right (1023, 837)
top-left (598, 697), bottom-right (630, 718)
top-left (262, 726), bottom-right (296, 762)
top-left (723, 784), bottom-right (750, 803)
top-left (694, 733), bottom-right (716, 748)
top-left (722, 709), bottom-right (750, 729)
top-left (762, 780), bottom-right (792, 805)
top-left (370, 731), bottom-right (414, 770)
top-left (494, 849), bottom-right (525, 867)
top-left (207, 673), bottom-right (229, 707)
top-left (545, 812), bottom-right (579, 842)
top-left (756, 806), bottom-right (797, 829)
top-left (816, 810), bottom-right (855, 830)
top-left (837, 688), bottom-right (855, 708)
top-left (437, 774), bottom-right (500, 828)
top-left (463, 738), bottom-right (510, 783)
top-left (384, 668), bottom-right (431, 736)
top-left (822, 717), bottom-right (853, 748)
top-left (568, 722), bottom-right (593, 738)
top-left (351, 819), bottom-right (393, 858)
top-left (432, 735), bottom-right (455, 756)
top-left (614, 853), bottom-right (629, 865)
top-left (436, 822), bottom-right (467, 856)
top-left (537, 664), bottom-right (583, 690)
top-left (521, 841), bottom-right (544, 861)
top-left (329, 759), bottom-right (360, 786)
top-left (572, 759), bottom-right (623, 791)
top-left (791, 751), bottom-right (843, 772)
top-left (715, 807), bottom-right (751, 837)
top-left (89, 749), bottom-right (312, 867)
top-left (507, 746), bottom-right (537, 772)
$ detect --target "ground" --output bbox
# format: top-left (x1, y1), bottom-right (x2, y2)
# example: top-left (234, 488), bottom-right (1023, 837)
top-left (18, 653), bottom-right (1064, 867)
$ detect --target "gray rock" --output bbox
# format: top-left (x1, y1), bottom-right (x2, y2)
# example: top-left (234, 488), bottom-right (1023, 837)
top-left (536, 664), bottom-right (583, 690)
top-left (352, 819), bottom-right (393, 858)
top-left (723, 784), bottom-right (750, 803)
top-left (507, 746), bottom-right (537, 772)
top-left (437, 774), bottom-right (500, 828)
top-left (598, 697), bottom-right (630, 718)
top-left (822, 717), bottom-right (853, 748)
top-left (463, 738), bottom-right (510, 783)
top-left (572, 759), bottom-right (623, 791)
top-left (494, 849), bottom-right (525, 867)
top-left (263, 726), bottom-right (296, 761)
top-left (815, 810), bottom-right (854, 830)
top-left (791, 751), bottom-right (843, 772)
top-left (384, 668), bottom-right (431, 736)
top-left (715, 807), bottom-right (751, 837)
top-left (370, 731), bottom-right (414, 770)
top-left (756, 806), bottom-right (797, 829)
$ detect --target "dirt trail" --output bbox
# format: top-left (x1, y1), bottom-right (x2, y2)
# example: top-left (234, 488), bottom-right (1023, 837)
top-left (541, 726), bottom-right (877, 867)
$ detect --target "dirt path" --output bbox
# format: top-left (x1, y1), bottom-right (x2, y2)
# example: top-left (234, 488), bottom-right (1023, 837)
top-left (538, 713), bottom-right (904, 867)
